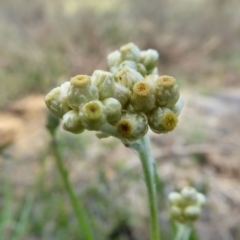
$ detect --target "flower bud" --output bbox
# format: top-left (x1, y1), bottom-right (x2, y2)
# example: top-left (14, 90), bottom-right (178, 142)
top-left (113, 83), bottom-right (130, 109)
top-left (67, 75), bottom-right (99, 110)
top-left (120, 42), bottom-right (141, 62)
top-left (130, 81), bottom-right (155, 113)
top-left (102, 98), bottom-right (122, 125)
top-left (140, 49), bottom-right (159, 70)
top-left (168, 192), bottom-right (183, 206)
top-left (60, 81), bottom-right (71, 95)
top-left (79, 100), bottom-right (106, 131)
top-left (154, 75), bottom-right (179, 108)
top-left (62, 110), bottom-right (85, 134)
top-left (169, 206), bottom-right (183, 222)
top-left (171, 98), bottom-right (184, 117)
top-left (115, 67), bottom-right (144, 90)
top-left (148, 107), bottom-right (178, 134)
top-left (181, 186), bottom-right (197, 204)
top-left (168, 187), bottom-right (206, 223)
top-left (119, 60), bottom-right (137, 71)
top-left (196, 193), bottom-right (207, 207)
top-left (137, 63), bottom-right (147, 76)
top-left (116, 112), bottom-right (148, 142)
top-left (45, 82), bottom-right (71, 118)
top-left (107, 50), bottom-right (121, 67)
top-left (184, 206), bottom-right (201, 221)
top-left (91, 70), bottom-right (115, 100)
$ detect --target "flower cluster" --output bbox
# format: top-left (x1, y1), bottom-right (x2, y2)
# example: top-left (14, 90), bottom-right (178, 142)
top-left (168, 187), bottom-right (206, 223)
top-left (45, 43), bottom-right (183, 142)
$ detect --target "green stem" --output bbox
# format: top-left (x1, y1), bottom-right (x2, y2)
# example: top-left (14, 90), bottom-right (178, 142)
top-left (129, 134), bottom-right (160, 240)
top-left (100, 124), bottom-right (160, 239)
top-left (175, 223), bottom-right (192, 240)
top-left (51, 136), bottom-right (95, 240)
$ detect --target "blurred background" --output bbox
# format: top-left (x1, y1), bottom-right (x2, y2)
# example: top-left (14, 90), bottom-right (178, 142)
top-left (0, 0), bottom-right (240, 239)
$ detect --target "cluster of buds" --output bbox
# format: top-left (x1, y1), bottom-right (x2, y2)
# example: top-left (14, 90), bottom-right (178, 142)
top-left (108, 42), bottom-right (159, 76)
top-left (168, 187), bottom-right (206, 223)
top-left (45, 43), bottom-right (183, 142)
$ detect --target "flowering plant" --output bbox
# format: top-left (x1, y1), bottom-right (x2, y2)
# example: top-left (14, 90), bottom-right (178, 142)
top-left (45, 43), bottom-right (204, 240)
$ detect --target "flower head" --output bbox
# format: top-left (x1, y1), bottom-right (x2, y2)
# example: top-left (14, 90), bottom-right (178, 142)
top-left (168, 187), bottom-right (206, 223)
top-left (67, 75), bottom-right (99, 110)
top-left (79, 100), bottom-right (106, 131)
top-left (116, 112), bottom-right (148, 142)
top-left (44, 43), bottom-right (183, 142)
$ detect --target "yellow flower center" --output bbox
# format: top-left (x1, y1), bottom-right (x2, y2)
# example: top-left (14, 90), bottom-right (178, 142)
top-left (84, 102), bottom-right (102, 120)
top-left (70, 75), bottom-right (91, 87)
top-left (157, 75), bottom-right (175, 87)
top-left (133, 81), bottom-right (151, 96)
top-left (117, 119), bottom-right (134, 137)
top-left (162, 112), bottom-right (178, 131)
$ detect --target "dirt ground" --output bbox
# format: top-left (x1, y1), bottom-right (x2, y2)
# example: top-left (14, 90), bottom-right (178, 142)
top-left (0, 87), bottom-right (240, 240)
